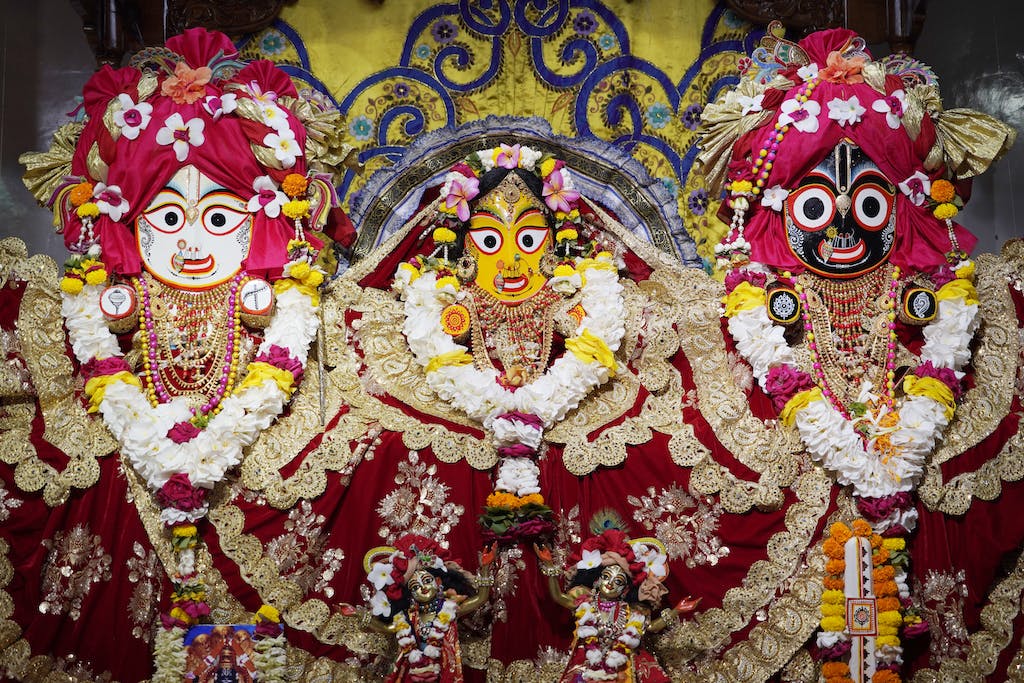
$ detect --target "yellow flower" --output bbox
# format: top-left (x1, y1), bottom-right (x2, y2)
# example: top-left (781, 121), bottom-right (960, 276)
top-left (281, 173), bottom-right (308, 198)
top-left (954, 260), bottom-right (975, 282)
top-left (518, 493), bottom-right (545, 506)
top-left (255, 604), bottom-right (281, 623)
top-left (821, 589), bottom-right (845, 605)
top-left (882, 537), bottom-right (905, 551)
top-left (236, 362), bottom-right (298, 398)
top-left (556, 228), bottom-right (578, 242)
top-left (936, 278), bottom-right (978, 305)
top-left (425, 350), bottom-right (473, 374)
top-left (903, 375), bottom-right (955, 420)
top-left (722, 281), bottom-right (766, 317)
top-left (398, 262), bottom-right (420, 280)
top-left (933, 202), bottom-right (958, 220)
top-left (436, 275), bottom-right (460, 291)
top-left (169, 607), bottom-right (195, 625)
top-left (555, 209), bottom-right (580, 221)
top-left (820, 604), bottom-right (844, 617)
top-left (730, 180), bottom-right (753, 194)
top-left (172, 525), bottom-right (197, 538)
top-left (60, 276), bottom-right (84, 295)
top-left (566, 329), bottom-right (616, 376)
top-left (282, 200), bottom-right (310, 219)
top-left (84, 267), bottom-right (107, 286)
top-left (486, 491), bottom-right (519, 508)
top-left (875, 635), bottom-right (900, 648)
top-left (780, 387), bottom-right (822, 427)
top-left (819, 615), bottom-right (846, 632)
top-left (877, 624), bottom-right (899, 636)
top-left (304, 269), bottom-right (325, 288)
top-left (289, 261), bottom-right (311, 280)
top-left (540, 158), bottom-right (556, 178)
top-left (433, 227), bottom-right (457, 244)
top-left (878, 610), bottom-right (903, 627)
top-left (76, 202), bottom-right (100, 218)
top-left (84, 371), bottom-right (142, 412)
top-left (553, 264), bottom-right (575, 278)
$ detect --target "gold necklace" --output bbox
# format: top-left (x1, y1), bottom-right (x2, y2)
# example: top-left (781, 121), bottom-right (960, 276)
top-left (467, 283), bottom-right (561, 385)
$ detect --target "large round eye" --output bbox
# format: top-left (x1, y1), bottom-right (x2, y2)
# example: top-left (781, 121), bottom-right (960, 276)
top-left (787, 185), bottom-right (836, 232)
top-left (516, 227), bottom-right (548, 254)
top-left (201, 205), bottom-right (250, 236)
top-left (851, 184), bottom-right (894, 231)
top-left (468, 228), bottom-right (503, 255)
top-left (142, 204), bottom-right (186, 233)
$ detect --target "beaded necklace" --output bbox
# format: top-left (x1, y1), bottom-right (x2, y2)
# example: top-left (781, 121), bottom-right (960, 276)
top-left (793, 265), bottom-right (900, 418)
top-left (135, 271), bottom-right (246, 418)
top-left (467, 282), bottom-right (562, 384)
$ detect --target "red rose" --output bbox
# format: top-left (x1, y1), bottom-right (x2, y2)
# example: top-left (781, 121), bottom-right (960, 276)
top-left (156, 473), bottom-right (207, 511)
top-left (167, 421), bottom-right (201, 444)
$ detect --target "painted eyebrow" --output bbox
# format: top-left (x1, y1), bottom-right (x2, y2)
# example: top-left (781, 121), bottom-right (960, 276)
top-left (514, 206), bottom-right (546, 222)
top-left (159, 181), bottom-right (229, 200)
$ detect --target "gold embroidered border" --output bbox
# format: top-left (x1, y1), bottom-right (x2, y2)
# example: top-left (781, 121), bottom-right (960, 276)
top-left (0, 237), bottom-right (116, 506)
top-left (911, 546), bottom-right (1024, 682)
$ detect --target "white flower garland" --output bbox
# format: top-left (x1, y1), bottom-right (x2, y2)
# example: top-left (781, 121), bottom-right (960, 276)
top-left (400, 256), bottom-right (625, 429)
top-left (575, 598), bottom-right (646, 678)
top-left (724, 267), bottom-right (979, 498)
top-left (393, 598), bottom-right (459, 672)
top-left (62, 279), bottom-right (319, 492)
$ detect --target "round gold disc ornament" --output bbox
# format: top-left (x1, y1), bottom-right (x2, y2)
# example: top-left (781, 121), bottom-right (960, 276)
top-left (440, 303), bottom-right (471, 337)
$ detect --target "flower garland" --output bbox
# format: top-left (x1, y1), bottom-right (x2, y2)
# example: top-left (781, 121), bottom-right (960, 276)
top-left (575, 597), bottom-right (647, 679)
top-left (721, 256), bottom-right (978, 499)
top-left (392, 598), bottom-right (459, 676)
top-left (818, 520), bottom-right (918, 683)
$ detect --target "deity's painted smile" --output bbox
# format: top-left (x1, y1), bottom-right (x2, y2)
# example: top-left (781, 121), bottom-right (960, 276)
top-left (467, 176), bottom-right (551, 301)
top-left (136, 165), bottom-right (252, 289)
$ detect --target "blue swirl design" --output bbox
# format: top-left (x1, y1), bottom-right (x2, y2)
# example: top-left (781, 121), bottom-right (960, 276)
top-left (243, 3), bottom-right (765, 259)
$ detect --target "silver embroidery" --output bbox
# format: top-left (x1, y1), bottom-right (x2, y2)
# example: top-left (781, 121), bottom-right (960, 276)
top-left (39, 523), bottom-right (112, 620)
top-left (265, 500), bottom-right (346, 598)
top-left (376, 450), bottom-right (464, 549)
top-left (627, 484), bottom-right (730, 567)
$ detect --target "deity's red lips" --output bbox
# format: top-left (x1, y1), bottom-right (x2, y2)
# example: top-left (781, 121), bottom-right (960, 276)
top-left (818, 239), bottom-right (865, 264)
top-left (497, 274), bottom-right (528, 293)
top-left (173, 254), bottom-right (215, 275)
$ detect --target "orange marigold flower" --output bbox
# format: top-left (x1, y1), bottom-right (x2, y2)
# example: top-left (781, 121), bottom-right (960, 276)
top-left (875, 580), bottom-right (898, 597)
top-left (829, 522), bottom-right (852, 544)
top-left (282, 173), bottom-right (309, 198)
top-left (872, 669), bottom-right (901, 683)
top-left (873, 565), bottom-right (896, 582)
top-left (877, 597), bottom-right (901, 612)
top-left (873, 547), bottom-right (890, 565)
top-left (826, 559), bottom-right (846, 575)
top-left (486, 492), bottom-right (519, 508)
top-left (851, 519), bottom-right (873, 537)
top-left (69, 182), bottom-right (94, 207)
top-left (869, 533), bottom-right (883, 549)
top-left (823, 537), bottom-right (844, 559)
top-left (823, 576), bottom-right (845, 591)
top-left (161, 62), bottom-right (212, 105)
top-left (517, 493), bottom-right (545, 507)
top-left (822, 662), bottom-right (851, 678)
top-left (930, 179), bottom-right (956, 203)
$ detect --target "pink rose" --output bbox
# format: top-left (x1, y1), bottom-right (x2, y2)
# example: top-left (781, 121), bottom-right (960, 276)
top-left (856, 492), bottom-right (912, 522)
top-left (931, 265), bottom-right (956, 288)
top-left (764, 366), bottom-right (816, 413)
top-left (81, 356), bottom-right (132, 381)
top-left (496, 411), bottom-right (544, 429)
top-left (915, 360), bottom-right (963, 399)
top-left (816, 639), bottom-right (852, 659)
top-left (255, 344), bottom-right (304, 382)
top-left (254, 619), bottom-right (283, 638)
top-left (167, 421), bottom-right (201, 444)
top-left (903, 620), bottom-right (929, 639)
top-left (724, 269), bottom-right (767, 293)
top-left (498, 444), bottom-right (535, 459)
top-left (156, 472), bottom-right (207, 511)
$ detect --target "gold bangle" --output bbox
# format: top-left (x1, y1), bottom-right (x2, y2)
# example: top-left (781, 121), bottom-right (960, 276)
top-left (659, 608), bottom-right (679, 631)
top-left (476, 573), bottom-right (495, 587)
top-left (540, 563), bottom-right (561, 577)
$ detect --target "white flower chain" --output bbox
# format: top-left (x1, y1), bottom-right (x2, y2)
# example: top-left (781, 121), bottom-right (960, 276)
top-left (401, 258), bottom-right (625, 430)
top-left (725, 270), bottom-right (979, 498)
top-left (62, 282), bottom-right (319, 491)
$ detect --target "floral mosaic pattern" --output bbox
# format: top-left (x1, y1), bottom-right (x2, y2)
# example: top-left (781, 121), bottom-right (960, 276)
top-left (39, 523), bottom-right (112, 620)
top-left (375, 450), bottom-right (465, 549)
top-left (265, 500), bottom-right (346, 599)
top-left (626, 484), bottom-right (730, 567)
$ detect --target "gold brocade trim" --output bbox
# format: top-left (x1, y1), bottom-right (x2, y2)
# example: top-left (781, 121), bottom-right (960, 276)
top-left (0, 237), bottom-right (116, 506)
top-left (929, 253), bottom-right (1017, 466)
top-left (911, 547), bottom-right (1024, 682)
top-left (918, 254), bottom-right (1022, 515)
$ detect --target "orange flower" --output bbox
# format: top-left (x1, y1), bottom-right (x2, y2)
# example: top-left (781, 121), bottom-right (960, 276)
top-left (873, 546), bottom-right (890, 565)
top-left (823, 537), bottom-right (844, 559)
top-left (826, 559), bottom-right (846, 575)
top-left (822, 662), bottom-right (851, 678)
top-left (872, 670), bottom-right (902, 683)
top-left (823, 576), bottom-right (845, 591)
top-left (875, 580), bottom-right (898, 597)
top-left (820, 51), bottom-right (866, 84)
top-left (829, 522), bottom-right (852, 544)
top-left (869, 533), bottom-right (883, 549)
top-left (161, 62), bottom-right (212, 104)
top-left (486, 491), bottom-right (519, 508)
top-left (282, 173), bottom-right (309, 198)
top-left (69, 181), bottom-right (94, 207)
top-left (851, 519), bottom-right (873, 537)
top-left (873, 565), bottom-right (896, 582)
top-left (931, 179), bottom-right (956, 203)
top-left (877, 597), bottom-right (901, 612)
top-left (517, 493), bottom-right (545, 507)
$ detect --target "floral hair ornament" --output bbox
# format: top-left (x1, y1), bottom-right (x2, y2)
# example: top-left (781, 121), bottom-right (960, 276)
top-left (21, 27), bottom-right (352, 281)
top-left (363, 534), bottom-right (472, 616)
top-left (698, 23), bottom-right (1015, 275)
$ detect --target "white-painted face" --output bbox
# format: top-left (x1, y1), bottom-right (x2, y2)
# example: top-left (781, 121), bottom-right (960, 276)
top-left (136, 165), bottom-right (252, 289)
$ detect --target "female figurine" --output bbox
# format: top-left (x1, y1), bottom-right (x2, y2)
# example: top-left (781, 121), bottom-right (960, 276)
top-left (535, 530), bottom-right (699, 683)
top-left (358, 535), bottom-right (494, 683)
